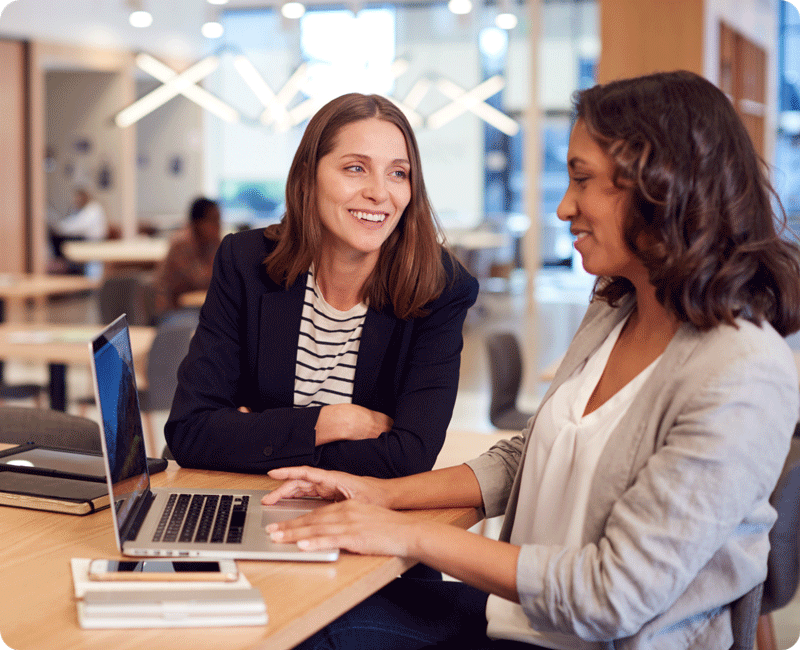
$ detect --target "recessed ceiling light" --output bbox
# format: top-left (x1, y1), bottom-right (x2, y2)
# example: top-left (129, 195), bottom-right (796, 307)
top-left (201, 21), bottom-right (225, 38)
top-left (129, 10), bottom-right (153, 28)
top-left (281, 2), bottom-right (306, 19)
top-left (447, 0), bottom-right (472, 15)
top-left (495, 12), bottom-right (517, 30)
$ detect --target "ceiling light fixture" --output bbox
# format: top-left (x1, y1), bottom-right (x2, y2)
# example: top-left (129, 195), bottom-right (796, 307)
top-left (447, 0), bottom-right (472, 15)
top-left (115, 54), bottom-right (239, 127)
top-left (494, 0), bottom-right (517, 30)
top-left (129, 9), bottom-right (152, 27)
top-left (495, 12), bottom-right (517, 29)
top-left (127, 0), bottom-right (153, 28)
top-left (201, 20), bottom-right (225, 38)
top-left (281, 2), bottom-right (306, 19)
top-left (428, 76), bottom-right (519, 136)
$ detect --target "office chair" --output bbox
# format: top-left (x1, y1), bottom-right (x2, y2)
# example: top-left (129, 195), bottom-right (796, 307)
top-left (0, 382), bottom-right (44, 407)
top-left (137, 311), bottom-right (197, 455)
top-left (0, 405), bottom-right (101, 452)
top-left (97, 273), bottom-right (151, 326)
top-left (757, 436), bottom-right (800, 650)
top-left (485, 331), bottom-right (535, 431)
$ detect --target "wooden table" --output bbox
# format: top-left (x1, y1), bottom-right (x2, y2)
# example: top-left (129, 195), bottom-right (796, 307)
top-left (178, 289), bottom-right (206, 308)
top-left (0, 273), bottom-right (101, 386)
top-left (0, 462), bottom-right (480, 650)
top-left (0, 323), bottom-right (155, 411)
top-left (0, 273), bottom-right (98, 303)
top-left (63, 238), bottom-right (170, 275)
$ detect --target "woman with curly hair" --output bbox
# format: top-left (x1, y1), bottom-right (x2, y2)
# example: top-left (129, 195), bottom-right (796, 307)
top-left (264, 71), bottom-right (800, 649)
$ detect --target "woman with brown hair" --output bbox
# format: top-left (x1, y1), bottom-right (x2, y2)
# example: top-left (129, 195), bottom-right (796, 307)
top-left (263, 71), bottom-right (800, 649)
top-left (165, 93), bottom-right (478, 478)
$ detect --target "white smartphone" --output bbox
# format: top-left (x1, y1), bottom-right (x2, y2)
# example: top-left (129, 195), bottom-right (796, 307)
top-left (88, 559), bottom-right (239, 582)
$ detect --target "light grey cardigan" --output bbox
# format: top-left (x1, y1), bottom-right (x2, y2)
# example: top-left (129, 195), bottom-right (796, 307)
top-left (466, 297), bottom-right (799, 649)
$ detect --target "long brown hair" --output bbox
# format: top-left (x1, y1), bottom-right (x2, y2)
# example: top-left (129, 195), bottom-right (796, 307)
top-left (264, 93), bottom-right (448, 319)
top-left (575, 70), bottom-right (800, 335)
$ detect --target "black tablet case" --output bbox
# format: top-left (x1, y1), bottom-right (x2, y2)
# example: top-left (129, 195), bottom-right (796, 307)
top-left (0, 444), bottom-right (168, 515)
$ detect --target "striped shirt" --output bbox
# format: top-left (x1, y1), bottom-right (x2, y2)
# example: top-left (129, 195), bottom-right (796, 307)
top-left (294, 270), bottom-right (367, 408)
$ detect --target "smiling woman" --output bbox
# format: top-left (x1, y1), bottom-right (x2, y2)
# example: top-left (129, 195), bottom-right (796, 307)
top-left (165, 93), bottom-right (479, 479)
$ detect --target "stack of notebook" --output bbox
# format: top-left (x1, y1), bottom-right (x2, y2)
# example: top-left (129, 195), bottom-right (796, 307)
top-left (70, 559), bottom-right (268, 628)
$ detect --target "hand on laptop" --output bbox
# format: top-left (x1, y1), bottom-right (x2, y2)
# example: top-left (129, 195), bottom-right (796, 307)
top-left (266, 499), bottom-right (427, 558)
top-left (262, 466), bottom-right (391, 508)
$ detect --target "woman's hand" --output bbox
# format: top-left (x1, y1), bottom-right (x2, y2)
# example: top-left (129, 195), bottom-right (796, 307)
top-left (267, 500), bottom-right (426, 557)
top-left (315, 404), bottom-right (393, 445)
top-left (262, 466), bottom-right (393, 507)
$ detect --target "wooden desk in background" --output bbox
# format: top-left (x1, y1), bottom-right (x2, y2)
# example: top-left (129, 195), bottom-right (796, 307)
top-left (0, 323), bottom-right (154, 411)
top-left (0, 462), bottom-right (480, 650)
top-left (0, 273), bottom-right (100, 387)
top-left (0, 273), bottom-right (98, 313)
top-left (178, 289), bottom-right (206, 308)
top-left (63, 238), bottom-right (170, 274)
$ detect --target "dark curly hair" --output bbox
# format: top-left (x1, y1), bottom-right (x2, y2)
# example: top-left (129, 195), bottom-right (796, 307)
top-left (575, 70), bottom-right (800, 336)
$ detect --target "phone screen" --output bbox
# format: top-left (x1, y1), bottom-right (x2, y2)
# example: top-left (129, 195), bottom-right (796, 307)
top-left (107, 561), bottom-right (222, 573)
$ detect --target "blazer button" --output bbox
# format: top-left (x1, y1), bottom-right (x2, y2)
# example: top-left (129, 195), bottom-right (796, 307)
top-left (262, 446), bottom-right (273, 457)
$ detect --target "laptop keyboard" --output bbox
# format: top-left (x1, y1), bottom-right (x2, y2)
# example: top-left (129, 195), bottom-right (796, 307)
top-left (152, 493), bottom-right (250, 544)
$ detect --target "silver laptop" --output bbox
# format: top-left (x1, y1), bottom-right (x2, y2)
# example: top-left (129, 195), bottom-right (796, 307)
top-left (88, 314), bottom-right (338, 562)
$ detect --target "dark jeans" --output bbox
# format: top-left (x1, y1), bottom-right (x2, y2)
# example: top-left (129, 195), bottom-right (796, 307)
top-left (294, 578), bottom-right (547, 650)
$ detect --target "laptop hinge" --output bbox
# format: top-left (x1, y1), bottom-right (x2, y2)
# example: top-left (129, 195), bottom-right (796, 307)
top-left (121, 490), bottom-right (155, 543)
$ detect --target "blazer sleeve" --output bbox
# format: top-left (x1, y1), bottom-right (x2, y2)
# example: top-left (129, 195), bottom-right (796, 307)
top-left (511, 332), bottom-right (798, 642)
top-left (313, 257), bottom-right (479, 477)
top-left (165, 233), bottom-right (321, 472)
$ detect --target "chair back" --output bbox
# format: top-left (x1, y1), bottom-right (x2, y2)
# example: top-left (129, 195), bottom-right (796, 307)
top-left (145, 315), bottom-right (196, 412)
top-left (762, 437), bottom-right (800, 614)
top-left (485, 331), bottom-right (533, 430)
top-left (729, 582), bottom-right (762, 650)
top-left (98, 274), bottom-right (150, 326)
top-left (0, 406), bottom-right (101, 452)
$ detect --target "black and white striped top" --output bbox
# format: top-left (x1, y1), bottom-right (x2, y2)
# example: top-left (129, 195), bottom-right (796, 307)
top-left (294, 270), bottom-right (368, 408)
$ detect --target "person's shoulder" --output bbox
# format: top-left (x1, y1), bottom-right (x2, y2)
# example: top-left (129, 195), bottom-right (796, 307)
top-left (683, 318), bottom-right (797, 386)
top-left (221, 227), bottom-right (276, 257)
top-left (439, 247), bottom-right (479, 294)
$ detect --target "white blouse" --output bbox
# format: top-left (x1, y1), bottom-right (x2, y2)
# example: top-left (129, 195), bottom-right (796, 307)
top-left (486, 315), bottom-right (662, 648)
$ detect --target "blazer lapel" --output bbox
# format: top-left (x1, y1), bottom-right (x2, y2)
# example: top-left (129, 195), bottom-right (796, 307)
top-left (258, 275), bottom-right (306, 404)
top-left (352, 307), bottom-right (395, 406)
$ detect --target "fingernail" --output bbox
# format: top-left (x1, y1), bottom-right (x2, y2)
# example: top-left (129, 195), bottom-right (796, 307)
top-left (270, 529), bottom-right (284, 541)
top-left (297, 539), bottom-right (310, 549)
top-left (266, 523), bottom-right (277, 532)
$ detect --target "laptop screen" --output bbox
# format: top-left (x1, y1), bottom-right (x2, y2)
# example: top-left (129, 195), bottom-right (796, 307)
top-left (90, 315), bottom-right (150, 533)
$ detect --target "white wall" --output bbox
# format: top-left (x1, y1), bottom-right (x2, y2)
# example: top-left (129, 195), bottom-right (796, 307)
top-left (135, 79), bottom-right (205, 231)
top-left (45, 70), bottom-right (129, 230)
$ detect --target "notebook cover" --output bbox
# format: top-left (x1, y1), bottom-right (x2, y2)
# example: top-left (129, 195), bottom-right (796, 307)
top-left (0, 467), bottom-right (109, 515)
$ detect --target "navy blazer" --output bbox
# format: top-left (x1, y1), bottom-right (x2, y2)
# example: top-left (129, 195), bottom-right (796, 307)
top-left (165, 228), bottom-right (478, 477)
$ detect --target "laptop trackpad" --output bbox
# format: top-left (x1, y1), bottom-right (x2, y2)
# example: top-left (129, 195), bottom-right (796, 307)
top-left (261, 507), bottom-right (318, 527)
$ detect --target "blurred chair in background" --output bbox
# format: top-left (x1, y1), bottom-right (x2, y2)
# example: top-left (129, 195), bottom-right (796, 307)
top-left (97, 273), bottom-right (154, 326)
top-left (0, 383), bottom-right (44, 408)
top-left (485, 331), bottom-right (535, 431)
top-left (757, 437), bottom-right (800, 650)
top-left (137, 310), bottom-right (198, 455)
top-left (0, 405), bottom-right (100, 452)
